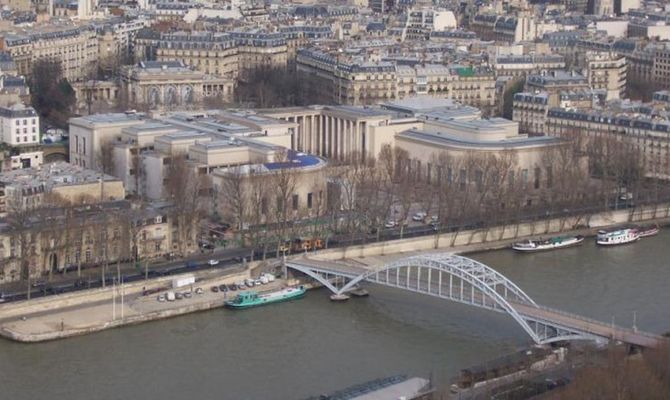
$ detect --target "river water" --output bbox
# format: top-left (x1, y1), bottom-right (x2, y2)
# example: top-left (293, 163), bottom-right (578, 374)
top-left (1, 231), bottom-right (669, 400)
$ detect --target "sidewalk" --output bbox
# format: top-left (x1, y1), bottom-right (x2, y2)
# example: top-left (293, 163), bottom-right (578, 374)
top-left (0, 269), bottom-right (270, 342)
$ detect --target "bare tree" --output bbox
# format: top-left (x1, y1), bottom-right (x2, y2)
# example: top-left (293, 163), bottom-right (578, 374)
top-left (164, 154), bottom-right (205, 258)
top-left (5, 191), bottom-right (40, 298)
top-left (267, 149), bottom-right (298, 258)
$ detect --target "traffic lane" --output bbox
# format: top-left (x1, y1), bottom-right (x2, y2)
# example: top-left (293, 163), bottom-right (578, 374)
top-left (0, 251), bottom-right (251, 303)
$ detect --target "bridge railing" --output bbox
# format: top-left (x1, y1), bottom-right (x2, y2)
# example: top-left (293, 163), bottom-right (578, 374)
top-left (535, 304), bottom-right (663, 340)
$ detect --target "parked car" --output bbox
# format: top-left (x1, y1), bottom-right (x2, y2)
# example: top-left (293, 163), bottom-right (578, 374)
top-left (384, 220), bottom-right (397, 228)
top-left (195, 287), bottom-right (204, 295)
top-left (175, 292), bottom-right (183, 300)
top-left (157, 294), bottom-right (166, 302)
top-left (219, 284), bottom-right (228, 292)
top-left (412, 212), bottom-right (427, 222)
top-left (183, 291), bottom-right (192, 298)
top-left (211, 286), bottom-right (219, 293)
top-left (208, 259), bottom-right (220, 266)
top-left (228, 284), bottom-right (237, 291)
top-left (166, 292), bottom-right (176, 302)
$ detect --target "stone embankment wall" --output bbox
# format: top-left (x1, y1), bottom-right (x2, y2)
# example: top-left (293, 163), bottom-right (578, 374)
top-left (0, 297), bottom-right (233, 343)
top-left (311, 203), bottom-right (670, 261)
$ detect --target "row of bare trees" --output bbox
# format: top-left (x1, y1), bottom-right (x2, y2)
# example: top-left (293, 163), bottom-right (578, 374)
top-left (209, 130), bottom-right (668, 257)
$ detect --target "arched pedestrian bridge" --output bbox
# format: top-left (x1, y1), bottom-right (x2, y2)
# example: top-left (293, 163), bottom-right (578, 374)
top-left (287, 254), bottom-right (665, 348)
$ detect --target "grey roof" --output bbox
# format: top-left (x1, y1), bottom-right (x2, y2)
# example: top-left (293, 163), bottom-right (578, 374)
top-left (399, 128), bottom-right (562, 149)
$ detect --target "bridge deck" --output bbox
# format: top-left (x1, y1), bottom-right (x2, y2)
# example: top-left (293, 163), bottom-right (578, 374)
top-left (513, 303), bottom-right (665, 348)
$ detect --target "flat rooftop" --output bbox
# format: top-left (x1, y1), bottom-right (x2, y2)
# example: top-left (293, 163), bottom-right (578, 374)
top-left (70, 113), bottom-right (145, 126)
top-left (0, 162), bottom-right (119, 190)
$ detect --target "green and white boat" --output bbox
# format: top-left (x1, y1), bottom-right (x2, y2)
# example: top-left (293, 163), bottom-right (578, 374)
top-left (224, 286), bottom-right (306, 309)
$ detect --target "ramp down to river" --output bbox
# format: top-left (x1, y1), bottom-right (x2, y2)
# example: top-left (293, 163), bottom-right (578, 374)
top-left (287, 255), bottom-right (667, 348)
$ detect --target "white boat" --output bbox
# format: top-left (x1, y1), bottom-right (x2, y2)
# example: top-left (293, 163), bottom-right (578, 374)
top-left (512, 235), bottom-right (584, 252)
top-left (637, 225), bottom-right (660, 238)
top-left (596, 228), bottom-right (639, 246)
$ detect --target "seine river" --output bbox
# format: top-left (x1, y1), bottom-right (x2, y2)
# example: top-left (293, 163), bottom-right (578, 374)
top-left (1, 231), bottom-right (669, 400)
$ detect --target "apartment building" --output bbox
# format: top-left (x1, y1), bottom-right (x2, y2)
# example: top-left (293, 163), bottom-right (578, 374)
top-left (471, 15), bottom-right (539, 43)
top-left (151, 32), bottom-right (239, 79)
top-left (230, 30), bottom-right (288, 79)
top-left (653, 43), bottom-right (670, 90)
top-left (583, 52), bottom-right (627, 100)
top-left (0, 104), bottom-right (43, 170)
top-left (492, 54), bottom-right (566, 77)
top-left (546, 107), bottom-right (670, 179)
top-left (0, 25), bottom-right (98, 82)
top-left (513, 89), bottom-right (603, 136)
top-left (0, 201), bottom-right (187, 282)
top-left (296, 49), bottom-right (496, 111)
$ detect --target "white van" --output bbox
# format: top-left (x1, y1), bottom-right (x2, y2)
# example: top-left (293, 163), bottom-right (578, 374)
top-left (166, 291), bottom-right (176, 302)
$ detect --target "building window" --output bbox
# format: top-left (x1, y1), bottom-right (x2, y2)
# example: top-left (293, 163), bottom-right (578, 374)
top-left (292, 194), bottom-right (299, 211)
top-left (534, 167), bottom-right (541, 189)
top-left (307, 193), bottom-right (313, 209)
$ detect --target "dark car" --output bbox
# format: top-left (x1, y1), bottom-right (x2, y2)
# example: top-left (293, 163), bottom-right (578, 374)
top-left (219, 284), bottom-right (228, 292)
top-left (211, 286), bottom-right (219, 293)
top-left (228, 284), bottom-right (237, 291)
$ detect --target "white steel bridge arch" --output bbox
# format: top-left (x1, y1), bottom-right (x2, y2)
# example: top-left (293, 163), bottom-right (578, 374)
top-left (287, 254), bottom-right (603, 345)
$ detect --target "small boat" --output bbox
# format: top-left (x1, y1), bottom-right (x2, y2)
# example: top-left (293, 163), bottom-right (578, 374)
top-left (596, 228), bottom-right (639, 246)
top-left (637, 225), bottom-right (660, 238)
top-left (224, 286), bottom-right (306, 309)
top-left (512, 235), bottom-right (584, 252)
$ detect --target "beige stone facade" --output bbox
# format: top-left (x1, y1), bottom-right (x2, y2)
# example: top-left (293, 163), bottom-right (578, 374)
top-left (583, 52), bottom-right (627, 100)
top-left (546, 108), bottom-right (670, 179)
top-left (119, 61), bottom-right (234, 109)
top-left (0, 203), bottom-right (191, 283)
top-left (1, 25), bottom-right (98, 82)
top-left (297, 49), bottom-right (496, 112)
